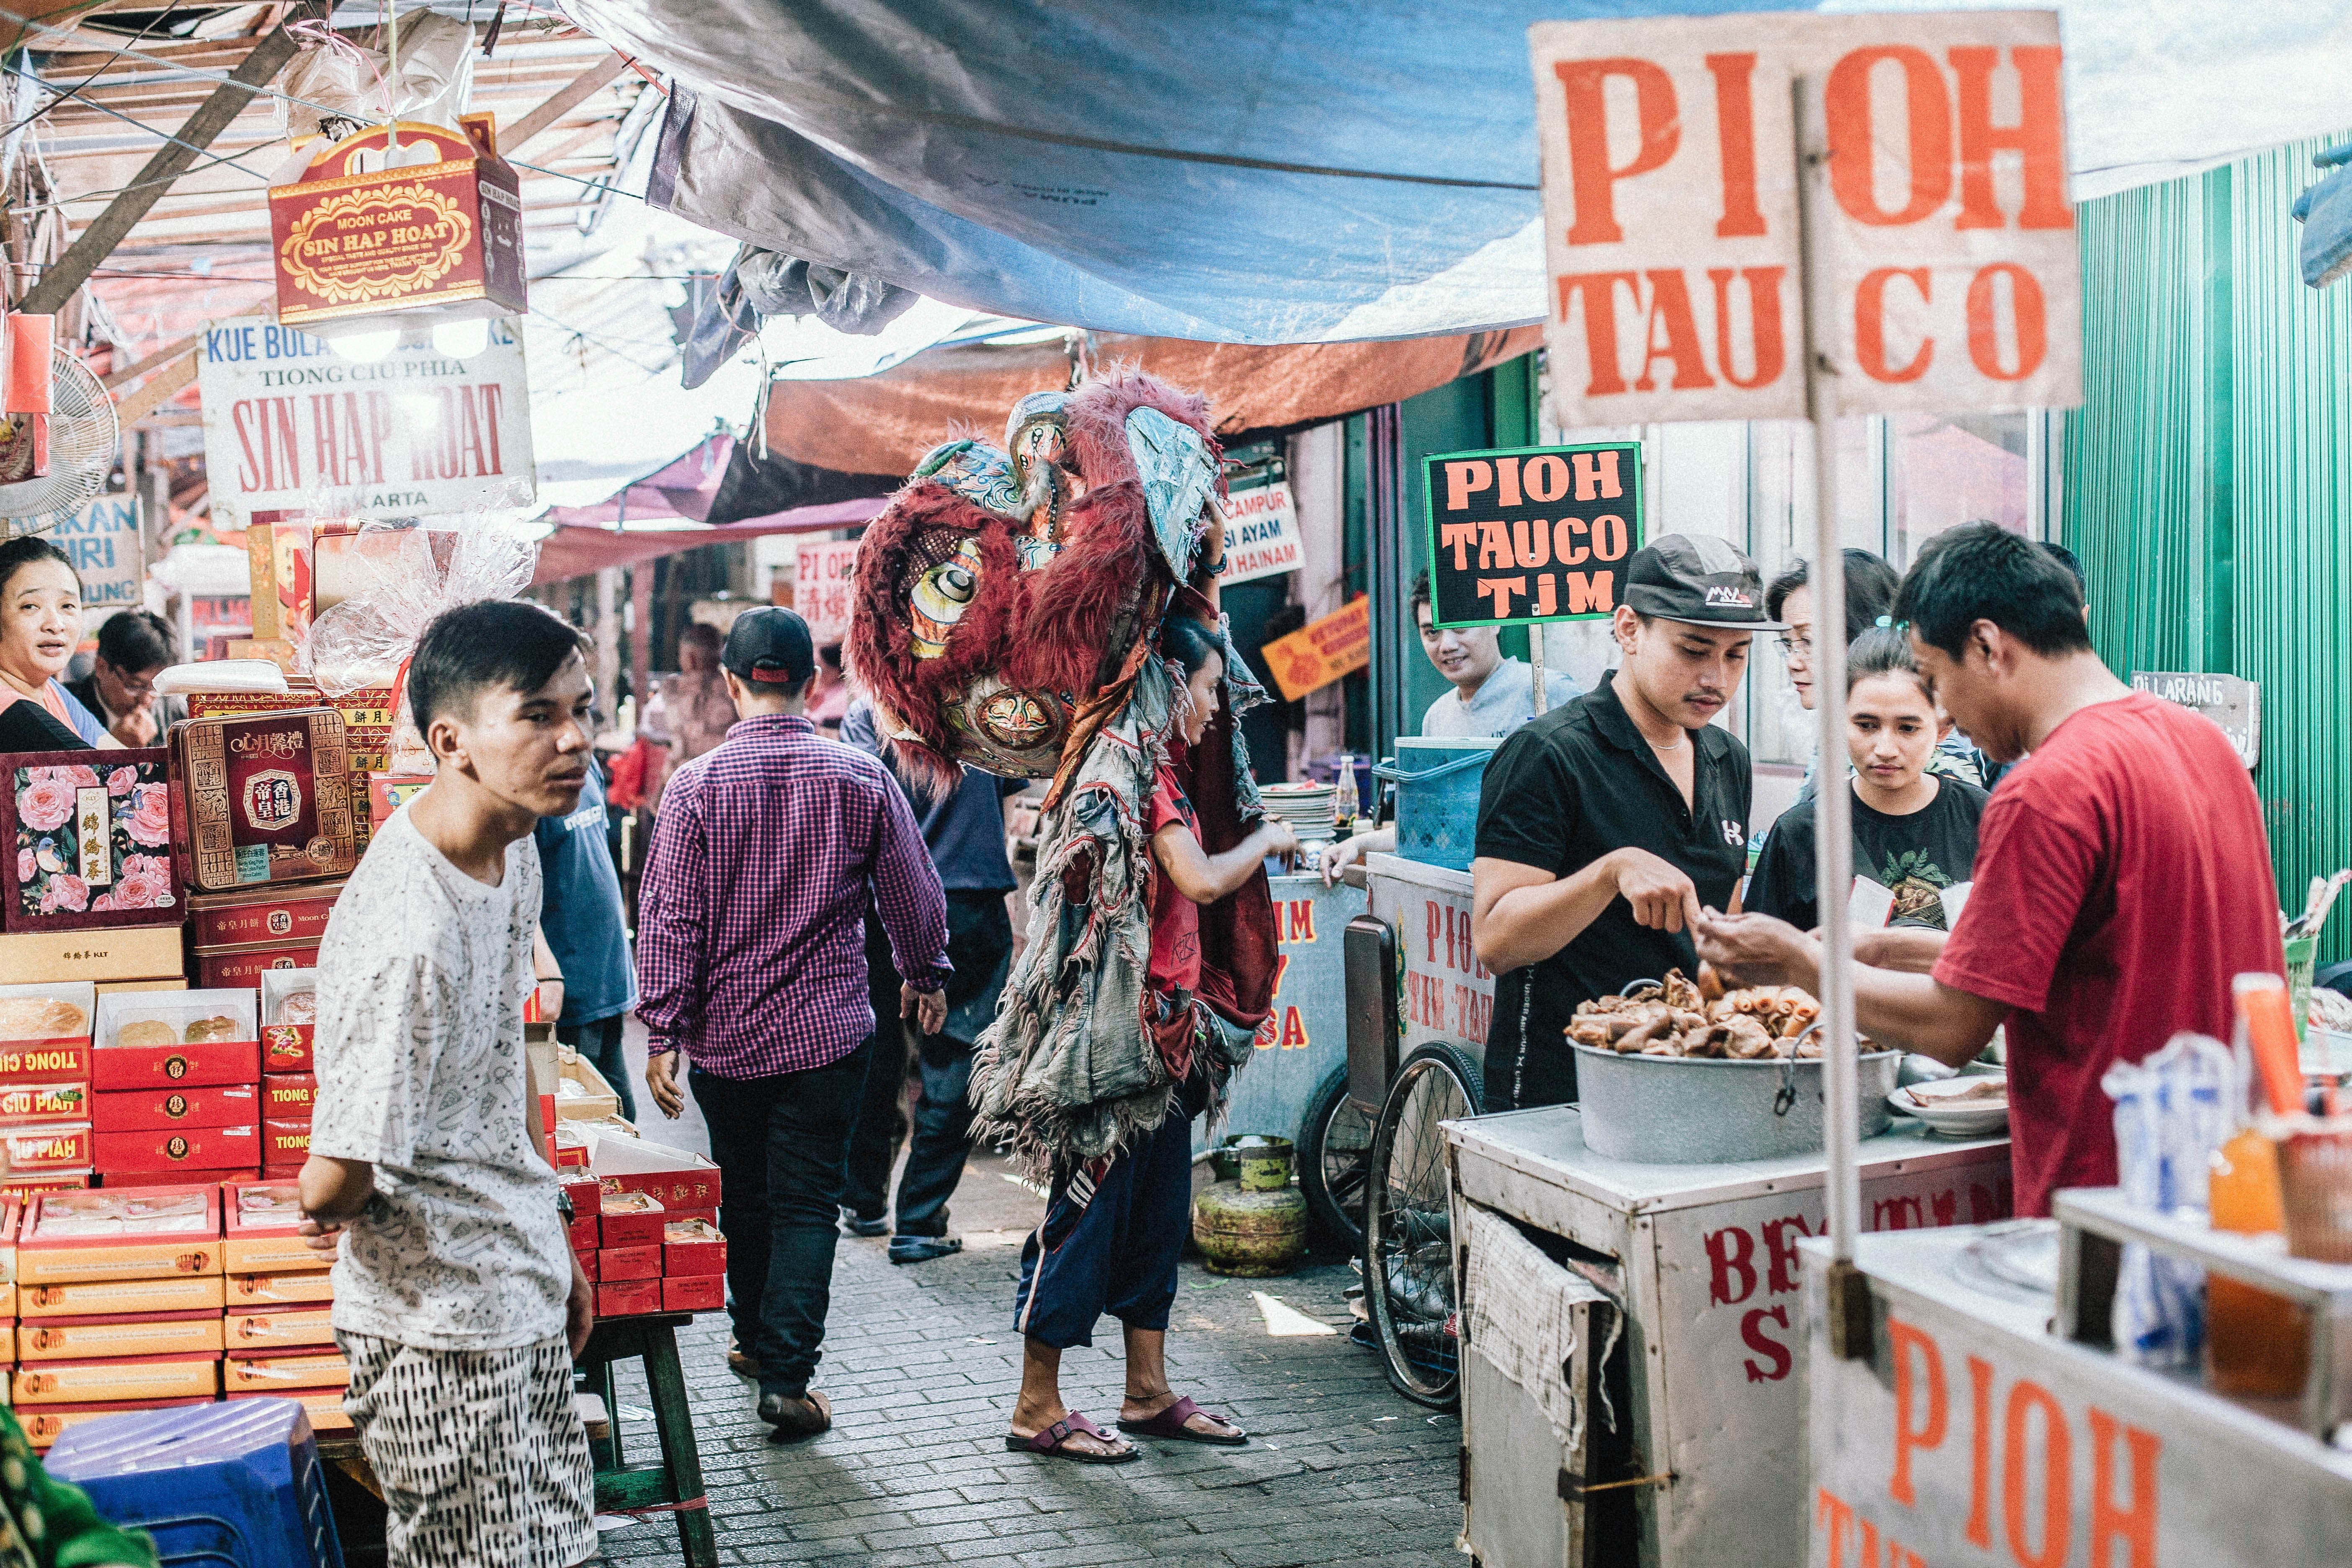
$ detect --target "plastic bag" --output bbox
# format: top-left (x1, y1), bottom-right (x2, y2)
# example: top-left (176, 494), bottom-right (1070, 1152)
top-left (277, 15), bottom-right (476, 145)
top-left (2103, 1031), bottom-right (2233, 1369)
top-left (301, 519), bottom-right (538, 769)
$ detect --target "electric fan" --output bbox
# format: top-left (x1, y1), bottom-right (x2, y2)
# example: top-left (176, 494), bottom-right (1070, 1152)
top-left (0, 348), bottom-right (121, 534)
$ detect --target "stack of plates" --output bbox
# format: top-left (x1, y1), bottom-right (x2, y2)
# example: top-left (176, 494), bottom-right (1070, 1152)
top-left (1259, 781), bottom-right (1339, 846)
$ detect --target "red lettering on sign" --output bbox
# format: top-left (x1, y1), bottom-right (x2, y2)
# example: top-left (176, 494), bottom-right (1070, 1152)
top-left (1950, 46), bottom-right (2071, 231)
top-left (1269, 953), bottom-right (1291, 995)
top-left (1761, 1213), bottom-right (1811, 1295)
top-left (1283, 899), bottom-right (1315, 944)
top-left (1872, 1194), bottom-right (1926, 1231)
top-left (1279, 1007), bottom-right (1309, 1050)
top-left (1967, 263), bottom-right (2048, 381)
top-left (1817, 1488), bottom-right (1858, 1568)
top-left (1703, 52), bottom-right (1766, 237)
top-left (1704, 1224), bottom-right (1756, 1305)
top-left (1888, 1318), bottom-right (1948, 1507)
top-left (1706, 266), bottom-right (1787, 389)
top-left (1555, 272), bottom-right (1640, 395)
top-left (1553, 58), bottom-right (1680, 245)
top-left (1740, 1304), bottom-right (1792, 1382)
top-left (1966, 1354), bottom-right (1995, 1546)
top-left (2002, 1379), bottom-right (2071, 1568)
top-left (1826, 46), bottom-right (1953, 227)
top-left (2088, 1408), bottom-right (2161, 1568)
top-left (1856, 268), bottom-right (1934, 383)
top-left (1635, 270), bottom-right (1715, 391)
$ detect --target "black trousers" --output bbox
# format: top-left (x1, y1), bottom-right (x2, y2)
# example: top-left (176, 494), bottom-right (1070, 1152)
top-left (691, 1038), bottom-right (874, 1401)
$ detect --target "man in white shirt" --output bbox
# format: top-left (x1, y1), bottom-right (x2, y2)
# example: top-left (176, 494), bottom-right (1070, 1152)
top-left (300, 599), bottom-right (600, 1568)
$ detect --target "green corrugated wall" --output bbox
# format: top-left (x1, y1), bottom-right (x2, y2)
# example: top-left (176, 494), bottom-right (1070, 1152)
top-left (2065, 131), bottom-right (2352, 959)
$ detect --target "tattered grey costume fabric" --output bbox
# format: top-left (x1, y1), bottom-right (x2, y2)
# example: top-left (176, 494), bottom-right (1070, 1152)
top-left (972, 631), bottom-right (1270, 1175)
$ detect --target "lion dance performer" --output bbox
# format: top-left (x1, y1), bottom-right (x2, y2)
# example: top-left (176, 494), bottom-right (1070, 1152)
top-left (851, 369), bottom-right (1289, 1461)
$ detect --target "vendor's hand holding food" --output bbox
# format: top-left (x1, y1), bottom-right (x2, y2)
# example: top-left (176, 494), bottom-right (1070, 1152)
top-left (1610, 847), bottom-right (1704, 933)
top-left (1692, 907), bottom-right (1817, 989)
top-left (1566, 968), bottom-right (1824, 1058)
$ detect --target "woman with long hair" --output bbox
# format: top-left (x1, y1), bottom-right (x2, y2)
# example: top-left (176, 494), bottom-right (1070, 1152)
top-left (0, 536), bottom-right (103, 750)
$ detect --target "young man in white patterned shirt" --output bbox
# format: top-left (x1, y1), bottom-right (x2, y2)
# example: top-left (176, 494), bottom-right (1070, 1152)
top-left (299, 600), bottom-right (600, 1568)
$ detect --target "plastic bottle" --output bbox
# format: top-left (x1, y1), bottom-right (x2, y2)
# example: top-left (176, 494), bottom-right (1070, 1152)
top-left (2206, 974), bottom-right (2308, 1396)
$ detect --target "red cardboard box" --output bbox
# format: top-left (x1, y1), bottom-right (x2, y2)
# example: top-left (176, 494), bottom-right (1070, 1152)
top-left (596, 1191), bottom-right (664, 1248)
top-left (595, 1278), bottom-right (661, 1318)
top-left (590, 1135), bottom-right (721, 1212)
top-left (0, 1040), bottom-right (88, 1085)
top-left (261, 1121), bottom-right (310, 1166)
top-left (662, 1273), bottom-right (724, 1314)
top-left (566, 1212), bottom-right (598, 1252)
top-left (260, 1075), bottom-right (315, 1120)
top-left (89, 1039), bottom-right (259, 1093)
top-left (0, 1082), bottom-right (87, 1126)
top-left (95, 1125), bottom-right (258, 1177)
top-left (596, 1245), bottom-right (659, 1283)
top-left (576, 1248), bottom-right (598, 1282)
top-left (560, 1176), bottom-right (601, 1212)
top-left (91, 1084), bottom-right (257, 1134)
top-left (260, 1025), bottom-right (312, 1074)
top-left (185, 881), bottom-right (344, 949)
top-left (662, 1219), bottom-right (726, 1278)
top-left (104, 1168), bottom-right (258, 1190)
top-left (260, 1166), bottom-right (305, 1183)
top-left (193, 942), bottom-right (320, 992)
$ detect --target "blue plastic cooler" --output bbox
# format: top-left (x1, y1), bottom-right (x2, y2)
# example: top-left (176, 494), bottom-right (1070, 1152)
top-left (46, 1398), bottom-right (343, 1568)
top-left (1374, 737), bottom-right (1502, 871)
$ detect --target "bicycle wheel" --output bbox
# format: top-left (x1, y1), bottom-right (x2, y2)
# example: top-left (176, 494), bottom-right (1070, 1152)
top-left (1298, 1065), bottom-right (1375, 1253)
top-left (1363, 1041), bottom-right (1481, 1408)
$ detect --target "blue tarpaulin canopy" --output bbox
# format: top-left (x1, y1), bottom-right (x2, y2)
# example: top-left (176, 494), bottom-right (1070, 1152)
top-left (562, 0), bottom-right (2352, 344)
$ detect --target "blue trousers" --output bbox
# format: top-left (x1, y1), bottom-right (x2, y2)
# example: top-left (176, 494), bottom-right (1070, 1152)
top-left (1014, 1099), bottom-right (1194, 1349)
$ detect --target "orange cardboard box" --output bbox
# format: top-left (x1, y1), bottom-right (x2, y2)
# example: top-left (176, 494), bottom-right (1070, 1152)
top-left (12, 1351), bottom-right (219, 1404)
top-left (18, 1184), bottom-right (222, 1285)
top-left (226, 1385), bottom-right (351, 1432)
top-left (595, 1278), bottom-right (661, 1318)
top-left (18, 1397), bottom-right (212, 1449)
top-left (224, 1347), bottom-right (349, 1393)
top-left (20, 1273), bottom-right (225, 1318)
top-left (260, 1075), bottom-right (315, 1119)
top-left (90, 1083), bottom-right (257, 1134)
top-left (18, 1309), bottom-right (224, 1362)
top-left (227, 1269), bottom-right (334, 1307)
top-left (0, 927), bottom-right (181, 985)
top-left (0, 1082), bottom-right (86, 1127)
top-left (225, 1305), bottom-right (334, 1349)
top-left (662, 1273), bottom-right (723, 1314)
top-left (224, 1181), bottom-right (317, 1273)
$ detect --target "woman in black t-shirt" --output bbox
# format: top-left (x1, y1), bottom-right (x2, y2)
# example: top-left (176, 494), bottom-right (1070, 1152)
top-left (1747, 627), bottom-right (1986, 940)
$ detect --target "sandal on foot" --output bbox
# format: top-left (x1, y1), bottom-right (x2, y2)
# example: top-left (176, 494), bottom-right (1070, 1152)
top-left (1117, 1395), bottom-right (1247, 1446)
top-left (1006, 1411), bottom-right (1139, 1465)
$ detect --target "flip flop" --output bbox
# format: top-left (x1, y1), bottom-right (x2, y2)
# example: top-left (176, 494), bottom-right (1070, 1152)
top-left (1006, 1411), bottom-right (1139, 1465)
top-left (1116, 1395), bottom-right (1247, 1446)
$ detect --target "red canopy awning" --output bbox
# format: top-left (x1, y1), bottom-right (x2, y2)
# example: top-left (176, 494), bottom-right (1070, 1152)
top-left (531, 494), bottom-right (888, 584)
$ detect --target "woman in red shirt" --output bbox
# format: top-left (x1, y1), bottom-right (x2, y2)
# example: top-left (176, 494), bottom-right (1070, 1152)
top-left (1006, 613), bottom-right (1299, 1464)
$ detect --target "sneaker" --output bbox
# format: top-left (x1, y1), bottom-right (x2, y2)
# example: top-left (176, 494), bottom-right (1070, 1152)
top-left (838, 1206), bottom-right (889, 1238)
top-left (888, 1235), bottom-right (963, 1265)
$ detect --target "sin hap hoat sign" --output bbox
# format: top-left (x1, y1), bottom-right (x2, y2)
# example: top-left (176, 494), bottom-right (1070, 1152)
top-left (1529, 10), bottom-right (2083, 426)
top-left (199, 313), bottom-right (535, 525)
top-left (1421, 441), bottom-right (1643, 627)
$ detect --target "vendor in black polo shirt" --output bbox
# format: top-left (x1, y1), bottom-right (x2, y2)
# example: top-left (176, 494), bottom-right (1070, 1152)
top-left (1470, 534), bottom-right (1780, 1111)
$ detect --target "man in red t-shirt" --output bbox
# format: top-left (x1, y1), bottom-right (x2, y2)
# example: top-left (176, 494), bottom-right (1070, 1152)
top-left (1700, 525), bottom-right (2282, 1215)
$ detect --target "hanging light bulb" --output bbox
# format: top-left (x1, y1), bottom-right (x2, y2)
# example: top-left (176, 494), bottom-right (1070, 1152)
top-left (328, 328), bottom-right (399, 363)
top-left (431, 318), bottom-right (490, 359)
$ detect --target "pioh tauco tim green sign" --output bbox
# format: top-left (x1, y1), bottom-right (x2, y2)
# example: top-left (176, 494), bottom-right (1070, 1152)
top-left (1421, 441), bottom-right (1643, 627)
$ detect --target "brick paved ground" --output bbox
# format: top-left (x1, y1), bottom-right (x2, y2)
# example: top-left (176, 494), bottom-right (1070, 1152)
top-left (593, 1026), bottom-right (1464, 1567)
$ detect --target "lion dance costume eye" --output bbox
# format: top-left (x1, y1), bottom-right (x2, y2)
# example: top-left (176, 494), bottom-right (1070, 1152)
top-left (908, 539), bottom-right (983, 660)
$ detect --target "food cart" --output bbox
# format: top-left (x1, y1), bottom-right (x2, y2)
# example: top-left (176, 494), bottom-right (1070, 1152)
top-left (1804, 1203), bottom-right (2352, 1567)
top-left (1447, 1106), bottom-right (2012, 1568)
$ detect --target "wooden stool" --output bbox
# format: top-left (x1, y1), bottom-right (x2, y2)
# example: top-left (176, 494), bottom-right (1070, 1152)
top-left (576, 1313), bottom-right (718, 1568)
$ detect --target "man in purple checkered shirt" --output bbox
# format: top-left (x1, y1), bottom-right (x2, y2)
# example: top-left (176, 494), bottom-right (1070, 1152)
top-left (637, 607), bottom-right (949, 1441)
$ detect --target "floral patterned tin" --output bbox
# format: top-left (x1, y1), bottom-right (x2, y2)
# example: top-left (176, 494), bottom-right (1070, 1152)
top-left (0, 748), bottom-right (182, 933)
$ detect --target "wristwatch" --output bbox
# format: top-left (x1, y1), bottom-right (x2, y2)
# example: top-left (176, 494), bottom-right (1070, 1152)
top-left (556, 1190), bottom-right (575, 1222)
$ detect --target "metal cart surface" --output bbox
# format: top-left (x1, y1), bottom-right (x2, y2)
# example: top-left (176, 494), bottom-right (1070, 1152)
top-left (1449, 1105), bottom-right (2012, 1568)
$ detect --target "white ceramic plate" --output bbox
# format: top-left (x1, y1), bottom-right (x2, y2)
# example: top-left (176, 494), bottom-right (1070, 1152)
top-left (1889, 1074), bottom-right (2010, 1137)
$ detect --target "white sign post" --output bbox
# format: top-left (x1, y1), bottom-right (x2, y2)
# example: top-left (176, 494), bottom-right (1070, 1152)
top-left (199, 315), bottom-right (536, 526)
top-left (1530, 11), bottom-right (2081, 1360)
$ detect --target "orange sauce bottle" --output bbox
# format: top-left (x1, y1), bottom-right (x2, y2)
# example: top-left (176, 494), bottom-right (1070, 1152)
top-left (2207, 975), bottom-right (2308, 1397)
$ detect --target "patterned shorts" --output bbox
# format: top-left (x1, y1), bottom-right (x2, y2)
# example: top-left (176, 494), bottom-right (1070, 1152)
top-left (338, 1331), bottom-right (596, 1568)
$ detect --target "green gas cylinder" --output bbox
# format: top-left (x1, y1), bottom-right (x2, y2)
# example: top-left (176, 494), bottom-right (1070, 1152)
top-left (1190, 1179), bottom-right (1308, 1277)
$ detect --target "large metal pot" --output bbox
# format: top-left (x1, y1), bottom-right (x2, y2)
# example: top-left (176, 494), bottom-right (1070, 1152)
top-left (1570, 1042), bottom-right (1904, 1164)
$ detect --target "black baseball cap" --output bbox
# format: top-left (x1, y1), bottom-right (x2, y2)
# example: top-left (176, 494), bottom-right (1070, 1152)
top-left (1625, 534), bottom-right (1784, 630)
top-left (721, 607), bottom-right (816, 685)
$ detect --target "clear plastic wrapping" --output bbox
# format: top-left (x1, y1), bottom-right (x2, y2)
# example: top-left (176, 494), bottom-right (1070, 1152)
top-left (2103, 1031), bottom-right (2233, 1368)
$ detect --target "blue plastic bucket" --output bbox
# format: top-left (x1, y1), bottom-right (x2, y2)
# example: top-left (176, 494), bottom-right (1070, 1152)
top-left (1375, 737), bottom-right (1502, 872)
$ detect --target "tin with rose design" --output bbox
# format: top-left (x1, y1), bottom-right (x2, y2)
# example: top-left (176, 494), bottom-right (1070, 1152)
top-left (0, 747), bottom-right (182, 933)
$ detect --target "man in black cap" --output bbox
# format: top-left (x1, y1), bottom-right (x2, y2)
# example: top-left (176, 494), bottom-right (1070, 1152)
top-left (1469, 534), bottom-right (1780, 1111)
top-left (636, 607), bottom-right (949, 1439)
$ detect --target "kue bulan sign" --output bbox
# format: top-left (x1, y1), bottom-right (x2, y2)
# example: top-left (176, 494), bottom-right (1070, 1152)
top-left (199, 314), bottom-right (535, 525)
top-left (1529, 11), bottom-right (2082, 424)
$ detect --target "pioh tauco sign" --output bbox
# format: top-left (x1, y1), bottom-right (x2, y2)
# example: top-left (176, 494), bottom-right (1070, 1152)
top-left (1529, 12), bottom-right (2082, 425)
top-left (270, 118), bottom-right (526, 329)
